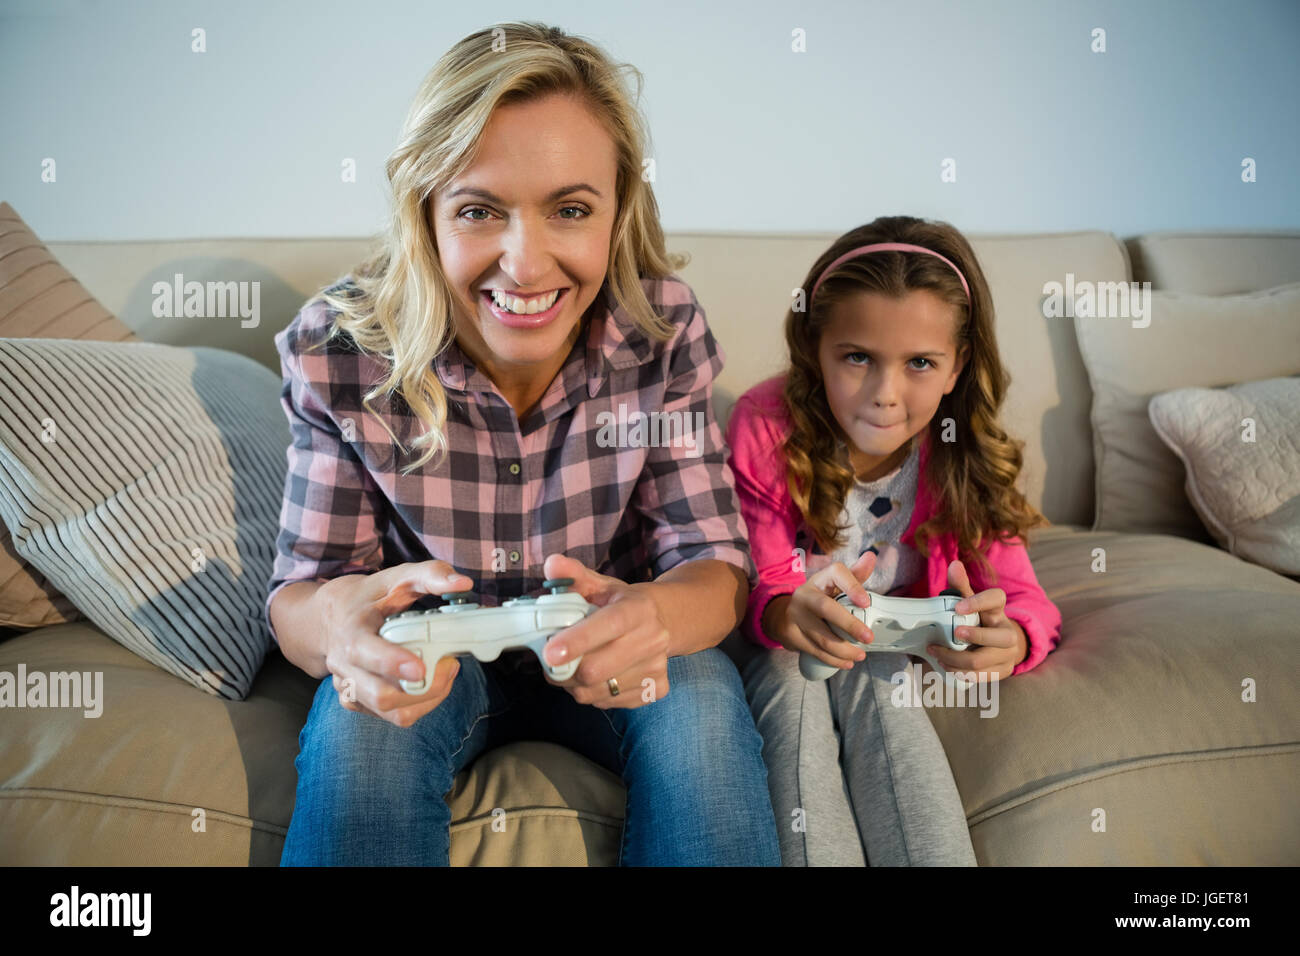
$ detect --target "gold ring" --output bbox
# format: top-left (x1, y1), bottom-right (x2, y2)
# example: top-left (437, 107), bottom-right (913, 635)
top-left (607, 677), bottom-right (620, 697)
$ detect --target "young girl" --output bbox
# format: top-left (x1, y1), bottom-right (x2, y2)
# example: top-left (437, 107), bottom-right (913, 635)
top-left (267, 22), bottom-right (780, 866)
top-left (725, 215), bottom-right (1062, 866)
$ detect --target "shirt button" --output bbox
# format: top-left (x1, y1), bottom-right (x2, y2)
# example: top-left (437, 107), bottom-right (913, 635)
top-left (508, 550), bottom-right (521, 563)
top-left (508, 462), bottom-right (520, 476)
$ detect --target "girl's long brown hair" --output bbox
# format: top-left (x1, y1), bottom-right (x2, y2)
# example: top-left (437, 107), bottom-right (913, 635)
top-left (782, 215), bottom-right (1046, 580)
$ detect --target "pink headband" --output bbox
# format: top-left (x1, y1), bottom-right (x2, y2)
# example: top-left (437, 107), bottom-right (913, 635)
top-left (810, 242), bottom-right (971, 304)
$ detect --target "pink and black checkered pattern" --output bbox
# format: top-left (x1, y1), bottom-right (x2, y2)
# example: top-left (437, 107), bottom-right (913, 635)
top-left (264, 274), bottom-right (756, 642)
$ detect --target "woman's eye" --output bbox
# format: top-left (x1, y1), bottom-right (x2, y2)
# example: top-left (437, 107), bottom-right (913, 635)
top-left (459, 206), bottom-right (589, 222)
top-left (909, 358), bottom-right (933, 370)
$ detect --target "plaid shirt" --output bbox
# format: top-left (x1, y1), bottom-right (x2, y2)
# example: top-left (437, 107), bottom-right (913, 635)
top-left (264, 274), bottom-right (757, 643)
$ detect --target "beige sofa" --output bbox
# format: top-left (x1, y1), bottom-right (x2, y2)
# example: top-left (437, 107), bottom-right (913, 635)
top-left (2, 229), bottom-right (1298, 865)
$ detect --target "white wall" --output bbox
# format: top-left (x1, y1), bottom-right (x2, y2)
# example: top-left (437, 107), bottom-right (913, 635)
top-left (3, 0), bottom-right (1297, 240)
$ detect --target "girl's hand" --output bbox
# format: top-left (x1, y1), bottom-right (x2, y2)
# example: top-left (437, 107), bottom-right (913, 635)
top-left (318, 560), bottom-right (472, 727)
top-left (766, 550), bottom-right (879, 670)
top-left (536, 553), bottom-right (671, 710)
top-left (928, 559), bottom-right (1028, 682)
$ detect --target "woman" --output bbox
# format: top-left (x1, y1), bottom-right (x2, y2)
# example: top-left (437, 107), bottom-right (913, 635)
top-left (266, 21), bottom-right (780, 866)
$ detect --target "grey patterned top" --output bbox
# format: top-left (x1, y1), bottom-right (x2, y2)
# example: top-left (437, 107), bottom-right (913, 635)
top-left (813, 436), bottom-right (925, 596)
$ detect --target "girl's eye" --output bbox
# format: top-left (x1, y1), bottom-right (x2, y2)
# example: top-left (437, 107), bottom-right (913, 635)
top-left (557, 205), bottom-right (590, 220)
top-left (844, 353), bottom-right (933, 369)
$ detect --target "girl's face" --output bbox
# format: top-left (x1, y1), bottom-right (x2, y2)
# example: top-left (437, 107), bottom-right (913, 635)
top-left (431, 92), bottom-right (617, 386)
top-left (817, 288), bottom-right (969, 482)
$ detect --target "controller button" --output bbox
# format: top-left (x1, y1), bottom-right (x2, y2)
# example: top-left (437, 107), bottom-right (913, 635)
top-left (542, 577), bottom-right (575, 593)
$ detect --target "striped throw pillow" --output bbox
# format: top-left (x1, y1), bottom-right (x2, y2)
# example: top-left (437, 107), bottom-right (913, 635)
top-left (0, 338), bottom-right (290, 699)
top-left (0, 201), bottom-right (139, 629)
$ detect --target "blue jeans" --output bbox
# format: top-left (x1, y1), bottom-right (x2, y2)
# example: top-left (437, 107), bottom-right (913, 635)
top-left (280, 647), bottom-right (781, 866)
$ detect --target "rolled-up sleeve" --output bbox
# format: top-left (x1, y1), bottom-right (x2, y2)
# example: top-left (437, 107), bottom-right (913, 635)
top-left (264, 308), bottom-right (384, 644)
top-left (631, 292), bottom-right (757, 591)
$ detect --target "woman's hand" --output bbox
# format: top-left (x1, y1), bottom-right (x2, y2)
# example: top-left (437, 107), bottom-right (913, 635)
top-left (536, 553), bottom-right (672, 710)
top-left (928, 558), bottom-right (1027, 682)
top-left (764, 550), bottom-right (878, 671)
top-left (317, 560), bottom-right (473, 727)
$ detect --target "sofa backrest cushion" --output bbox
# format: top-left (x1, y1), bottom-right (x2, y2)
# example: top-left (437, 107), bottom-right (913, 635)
top-left (50, 230), bottom-right (1297, 531)
top-left (1128, 232), bottom-right (1300, 294)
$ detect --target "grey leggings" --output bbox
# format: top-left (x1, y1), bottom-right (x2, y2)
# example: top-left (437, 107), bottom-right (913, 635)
top-left (737, 645), bottom-right (977, 866)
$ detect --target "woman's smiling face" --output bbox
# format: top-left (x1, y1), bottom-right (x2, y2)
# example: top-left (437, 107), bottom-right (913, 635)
top-left (431, 91), bottom-right (618, 405)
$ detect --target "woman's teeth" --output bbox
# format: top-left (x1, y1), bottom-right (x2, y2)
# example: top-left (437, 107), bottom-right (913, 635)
top-left (490, 289), bottom-right (560, 314)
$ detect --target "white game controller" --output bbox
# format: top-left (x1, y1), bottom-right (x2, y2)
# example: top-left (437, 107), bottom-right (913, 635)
top-left (798, 588), bottom-right (979, 682)
top-left (378, 578), bottom-right (595, 694)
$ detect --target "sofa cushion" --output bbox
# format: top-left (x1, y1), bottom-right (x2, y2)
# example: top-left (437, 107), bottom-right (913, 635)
top-left (446, 742), bottom-right (623, 865)
top-left (0, 622), bottom-right (309, 864)
top-left (0, 338), bottom-right (289, 699)
top-left (925, 524), bottom-right (1300, 865)
top-left (1074, 282), bottom-right (1300, 539)
top-left (1127, 231), bottom-right (1300, 294)
top-left (0, 621), bottom-right (625, 865)
top-left (1149, 376), bottom-right (1300, 576)
top-left (0, 201), bottom-right (139, 630)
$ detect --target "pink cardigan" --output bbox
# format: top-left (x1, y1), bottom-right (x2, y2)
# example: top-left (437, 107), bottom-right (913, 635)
top-left (725, 375), bottom-right (1062, 677)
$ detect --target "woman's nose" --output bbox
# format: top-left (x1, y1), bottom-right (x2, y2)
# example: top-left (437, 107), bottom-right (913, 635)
top-left (497, 216), bottom-right (553, 285)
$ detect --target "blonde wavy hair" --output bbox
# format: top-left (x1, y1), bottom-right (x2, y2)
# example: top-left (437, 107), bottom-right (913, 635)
top-left (782, 216), bottom-right (1047, 580)
top-left (304, 21), bottom-right (686, 473)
